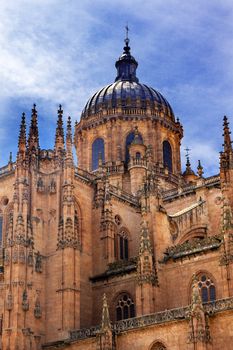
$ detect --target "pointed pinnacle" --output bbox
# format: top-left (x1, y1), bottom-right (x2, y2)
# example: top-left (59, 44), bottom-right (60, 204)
top-left (222, 115), bottom-right (232, 153)
top-left (101, 293), bottom-right (111, 331)
top-left (18, 112), bottom-right (27, 147)
top-left (55, 105), bottom-right (64, 144)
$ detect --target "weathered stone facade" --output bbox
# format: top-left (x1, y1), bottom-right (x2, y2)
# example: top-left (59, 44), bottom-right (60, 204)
top-left (0, 38), bottom-right (233, 349)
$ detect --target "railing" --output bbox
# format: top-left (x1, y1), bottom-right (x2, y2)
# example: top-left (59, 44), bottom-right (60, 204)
top-left (69, 296), bottom-right (233, 341)
top-left (163, 174), bottom-right (220, 200)
top-left (0, 162), bottom-right (16, 176)
top-left (75, 167), bottom-right (96, 182)
top-left (108, 184), bottom-right (139, 207)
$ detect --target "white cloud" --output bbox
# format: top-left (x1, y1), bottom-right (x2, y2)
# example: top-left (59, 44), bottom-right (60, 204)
top-left (0, 0), bottom-right (232, 175)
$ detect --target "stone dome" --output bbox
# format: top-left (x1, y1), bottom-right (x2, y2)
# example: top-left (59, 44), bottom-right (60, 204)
top-left (81, 37), bottom-right (175, 121)
top-left (81, 81), bottom-right (174, 120)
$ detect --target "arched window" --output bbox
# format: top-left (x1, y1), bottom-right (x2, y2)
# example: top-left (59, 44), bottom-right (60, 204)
top-left (92, 138), bottom-right (105, 171)
top-left (136, 152), bottom-right (141, 160)
top-left (115, 229), bottom-right (129, 260)
top-left (197, 274), bottom-right (216, 303)
top-left (163, 140), bottom-right (172, 172)
top-left (116, 293), bottom-right (135, 321)
top-left (125, 132), bottom-right (143, 163)
top-left (151, 342), bottom-right (167, 350)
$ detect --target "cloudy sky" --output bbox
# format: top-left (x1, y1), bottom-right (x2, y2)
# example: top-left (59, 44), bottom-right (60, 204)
top-left (0, 0), bottom-right (233, 175)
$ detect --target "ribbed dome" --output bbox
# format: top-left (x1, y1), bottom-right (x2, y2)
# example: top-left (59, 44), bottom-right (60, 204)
top-left (81, 81), bottom-right (174, 119)
top-left (81, 37), bottom-right (175, 121)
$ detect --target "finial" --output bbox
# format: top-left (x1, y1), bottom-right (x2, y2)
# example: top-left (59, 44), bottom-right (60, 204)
top-left (185, 147), bottom-right (191, 167)
top-left (28, 104), bottom-right (39, 150)
top-left (222, 115), bottom-right (232, 153)
top-left (32, 103), bottom-right (37, 114)
top-left (55, 105), bottom-right (64, 149)
top-left (67, 116), bottom-right (71, 129)
top-left (197, 160), bottom-right (204, 177)
top-left (58, 104), bottom-right (63, 115)
top-left (9, 152), bottom-right (12, 163)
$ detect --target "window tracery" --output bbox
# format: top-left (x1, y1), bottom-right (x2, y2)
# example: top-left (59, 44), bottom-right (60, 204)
top-left (197, 274), bottom-right (216, 303)
top-left (115, 293), bottom-right (135, 321)
top-left (151, 342), bottom-right (167, 350)
top-left (115, 229), bottom-right (129, 260)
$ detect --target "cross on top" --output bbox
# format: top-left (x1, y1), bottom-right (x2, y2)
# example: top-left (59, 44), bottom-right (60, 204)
top-left (125, 24), bottom-right (129, 39)
top-left (184, 147), bottom-right (191, 159)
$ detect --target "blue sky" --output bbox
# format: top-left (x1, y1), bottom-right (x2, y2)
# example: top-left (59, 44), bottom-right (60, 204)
top-left (0, 0), bottom-right (233, 176)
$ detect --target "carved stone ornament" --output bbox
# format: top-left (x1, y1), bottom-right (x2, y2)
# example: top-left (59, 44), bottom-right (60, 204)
top-left (34, 298), bottom-right (42, 318)
top-left (27, 250), bottom-right (34, 266)
top-left (4, 249), bottom-right (10, 266)
top-left (187, 275), bottom-right (211, 344)
top-left (49, 179), bottom-right (56, 194)
top-left (6, 291), bottom-right (13, 310)
top-left (35, 251), bottom-right (42, 273)
top-left (12, 247), bottom-right (18, 264)
top-left (22, 290), bottom-right (29, 311)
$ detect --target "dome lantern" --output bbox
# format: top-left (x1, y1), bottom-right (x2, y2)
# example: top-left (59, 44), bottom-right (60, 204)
top-left (115, 30), bottom-right (139, 83)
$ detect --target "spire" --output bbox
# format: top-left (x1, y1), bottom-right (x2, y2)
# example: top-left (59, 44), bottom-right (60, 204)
top-left (220, 116), bottom-right (233, 171)
top-left (223, 116), bottom-right (232, 153)
top-left (55, 105), bottom-right (65, 150)
top-left (65, 116), bottom-right (73, 162)
top-left (18, 112), bottom-right (26, 151)
top-left (28, 104), bottom-right (39, 151)
top-left (183, 147), bottom-right (195, 176)
top-left (115, 26), bottom-right (139, 83)
top-left (100, 294), bottom-right (111, 331)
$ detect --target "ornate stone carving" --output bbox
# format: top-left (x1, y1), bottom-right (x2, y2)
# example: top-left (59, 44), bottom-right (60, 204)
top-left (162, 235), bottom-right (222, 262)
top-left (96, 294), bottom-right (114, 350)
top-left (19, 246), bottom-right (25, 263)
top-left (187, 275), bottom-right (211, 344)
top-left (4, 249), bottom-right (10, 266)
top-left (22, 290), bottom-right (29, 311)
top-left (34, 297), bottom-right (42, 318)
top-left (49, 178), bottom-right (56, 193)
top-left (35, 252), bottom-right (42, 273)
top-left (37, 178), bottom-right (45, 193)
top-left (27, 250), bottom-right (34, 266)
top-left (137, 220), bottom-right (157, 286)
top-left (6, 291), bottom-right (13, 310)
top-left (12, 247), bottom-right (18, 264)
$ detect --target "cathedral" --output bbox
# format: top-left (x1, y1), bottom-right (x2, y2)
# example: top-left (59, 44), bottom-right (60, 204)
top-left (0, 34), bottom-right (233, 350)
